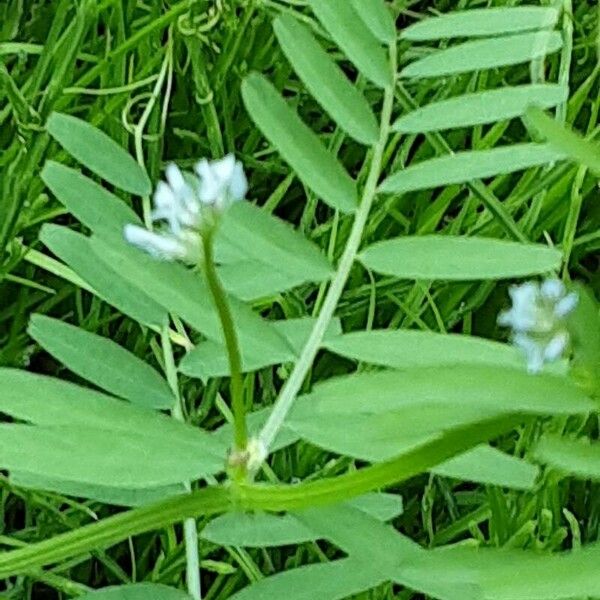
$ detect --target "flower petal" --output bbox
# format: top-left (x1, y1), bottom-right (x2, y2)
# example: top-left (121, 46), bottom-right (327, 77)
top-left (554, 292), bottom-right (578, 318)
top-left (124, 224), bottom-right (186, 260)
top-left (541, 279), bottom-right (565, 301)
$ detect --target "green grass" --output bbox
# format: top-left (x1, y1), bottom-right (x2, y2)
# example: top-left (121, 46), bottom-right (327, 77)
top-left (0, 0), bottom-right (599, 599)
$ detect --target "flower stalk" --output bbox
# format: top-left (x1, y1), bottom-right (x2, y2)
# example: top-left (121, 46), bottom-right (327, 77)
top-left (201, 226), bottom-right (248, 461)
top-left (124, 153), bottom-right (250, 465)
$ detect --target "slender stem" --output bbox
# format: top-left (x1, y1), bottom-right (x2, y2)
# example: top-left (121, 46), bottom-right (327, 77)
top-left (161, 328), bottom-right (202, 600)
top-left (201, 228), bottom-right (248, 453)
top-left (240, 415), bottom-right (525, 511)
top-left (134, 42), bottom-right (172, 228)
top-left (0, 488), bottom-right (231, 580)
top-left (257, 43), bottom-right (398, 458)
top-left (556, 0), bottom-right (573, 125)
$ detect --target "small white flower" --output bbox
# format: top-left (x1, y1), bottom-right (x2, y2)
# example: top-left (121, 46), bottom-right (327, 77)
top-left (124, 156), bottom-right (247, 262)
top-left (498, 279), bottom-right (578, 373)
top-left (195, 154), bottom-right (248, 211)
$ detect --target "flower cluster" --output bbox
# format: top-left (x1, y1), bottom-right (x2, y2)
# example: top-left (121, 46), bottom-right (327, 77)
top-left (498, 279), bottom-right (578, 373)
top-left (124, 154), bottom-right (247, 262)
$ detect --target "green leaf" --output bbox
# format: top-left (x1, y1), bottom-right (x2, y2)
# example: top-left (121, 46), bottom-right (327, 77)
top-left (324, 329), bottom-right (526, 370)
top-left (534, 436), bottom-right (600, 480)
top-left (524, 106), bottom-right (600, 174)
top-left (273, 15), bottom-right (378, 145)
top-left (292, 366), bottom-right (593, 417)
top-left (180, 317), bottom-right (341, 379)
top-left (428, 543), bottom-right (600, 600)
top-left (202, 512), bottom-right (317, 547)
top-left (295, 505), bottom-right (480, 600)
top-left (78, 583), bottom-right (192, 599)
top-left (40, 225), bottom-right (167, 328)
top-left (216, 201), bottom-right (333, 285)
top-left (0, 424), bottom-right (221, 487)
top-left (241, 73), bottom-right (357, 213)
top-left (11, 471), bottom-right (184, 506)
top-left (202, 493), bottom-right (402, 547)
top-left (46, 113), bottom-right (151, 195)
top-left (350, 492), bottom-right (404, 521)
top-left (28, 314), bottom-right (174, 410)
top-left (350, 0), bottom-right (396, 45)
top-left (359, 236), bottom-right (562, 280)
top-left (401, 31), bottom-right (562, 79)
top-left (41, 161), bottom-right (142, 240)
top-left (89, 235), bottom-right (292, 360)
top-left (214, 202), bottom-right (333, 299)
top-left (393, 84), bottom-right (568, 133)
top-left (217, 261), bottom-right (311, 301)
top-left (307, 0), bottom-right (391, 88)
top-left (288, 404), bottom-right (506, 463)
top-left (401, 7), bottom-right (559, 40)
top-left (483, 545), bottom-right (600, 600)
top-left (433, 445), bottom-right (538, 490)
top-left (229, 558), bottom-right (387, 600)
top-left (0, 368), bottom-right (225, 465)
top-left (379, 144), bottom-right (565, 194)
top-left (569, 283), bottom-right (600, 395)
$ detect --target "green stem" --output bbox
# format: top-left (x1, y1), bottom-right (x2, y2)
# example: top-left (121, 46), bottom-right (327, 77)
top-left (0, 487), bottom-right (231, 580)
top-left (257, 42), bottom-right (398, 458)
top-left (240, 415), bottom-right (524, 511)
top-left (0, 415), bottom-right (523, 579)
top-left (556, 0), bottom-right (573, 125)
top-left (201, 228), bottom-right (247, 454)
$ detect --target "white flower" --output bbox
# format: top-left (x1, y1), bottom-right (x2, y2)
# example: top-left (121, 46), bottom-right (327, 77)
top-left (124, 156), bottom-right (247, 262)
top-left (498, 279), bottom-right (578, 373)
top-left (195, 154), bottom-right (248, 211)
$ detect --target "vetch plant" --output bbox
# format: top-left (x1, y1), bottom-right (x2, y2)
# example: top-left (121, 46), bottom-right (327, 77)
top-left (2, 2), bottom-right (600, 600)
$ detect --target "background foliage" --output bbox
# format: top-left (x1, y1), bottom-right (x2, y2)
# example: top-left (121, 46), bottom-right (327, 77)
top-left (0, 0), bottom-right (599, 599)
